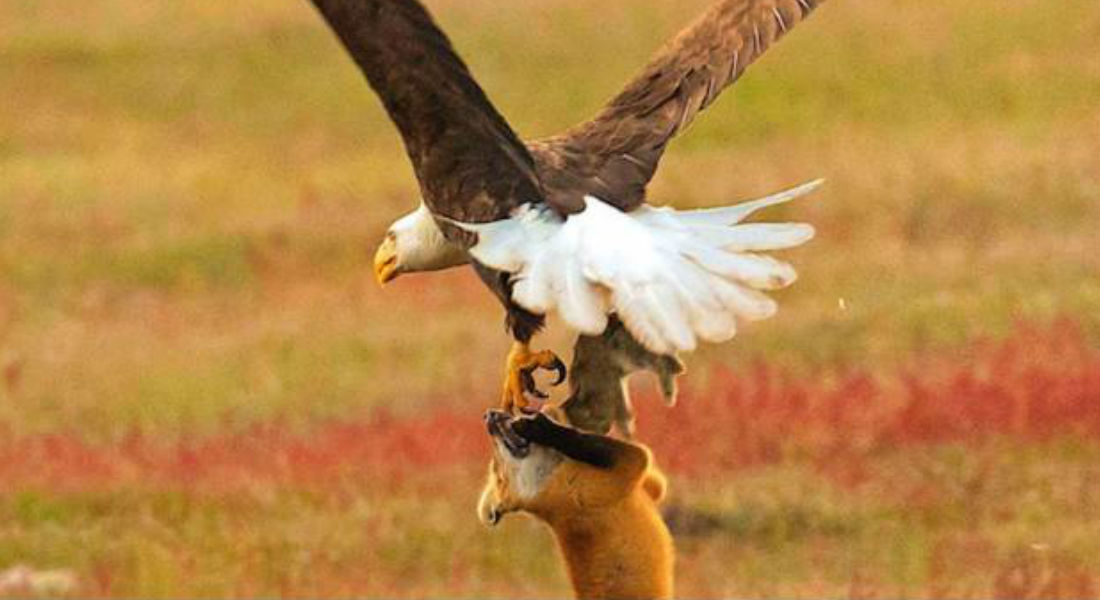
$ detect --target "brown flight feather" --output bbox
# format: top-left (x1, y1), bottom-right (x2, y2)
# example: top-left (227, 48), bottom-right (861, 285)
top-left (310, 0), bottom-right (544, 233)
top-left (530, 0), bottom-right (825, 213)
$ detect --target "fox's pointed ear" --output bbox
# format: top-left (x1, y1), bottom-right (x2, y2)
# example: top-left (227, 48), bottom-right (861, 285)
top-left (510, 412), bottom-right (557, 441)
top-left (512, 412), bottom-right (618, 469)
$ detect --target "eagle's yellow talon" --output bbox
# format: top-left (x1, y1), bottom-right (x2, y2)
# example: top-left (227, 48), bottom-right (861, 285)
top-left (502, 369), bottom-right (528, 413)
top-left (501, 342), bottom-right (566, 412)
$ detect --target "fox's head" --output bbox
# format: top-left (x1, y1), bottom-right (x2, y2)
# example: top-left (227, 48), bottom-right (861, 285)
top-left (477, 410), bottom-right (662, 527)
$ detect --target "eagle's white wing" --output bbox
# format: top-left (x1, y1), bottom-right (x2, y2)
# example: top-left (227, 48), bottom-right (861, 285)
top-left (456, 179), bottom-right (821, 355)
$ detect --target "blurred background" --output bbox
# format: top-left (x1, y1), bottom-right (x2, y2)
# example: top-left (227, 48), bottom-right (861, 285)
top-left (0, 0), bottom-right (1097, 596)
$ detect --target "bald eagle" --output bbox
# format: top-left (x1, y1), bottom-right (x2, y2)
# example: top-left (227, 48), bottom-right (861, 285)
top-left (308, 0), bottom-right (824, 412)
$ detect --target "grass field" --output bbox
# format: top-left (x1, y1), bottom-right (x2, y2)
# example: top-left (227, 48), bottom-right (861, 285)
top-left (1, 0), bottom-right (1098, 596)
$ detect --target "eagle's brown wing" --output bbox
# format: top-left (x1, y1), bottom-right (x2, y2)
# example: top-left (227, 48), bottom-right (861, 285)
top-left (309, 0), bottom-right (543, 232)
top-left (530, 0), bottom-right (824, 214)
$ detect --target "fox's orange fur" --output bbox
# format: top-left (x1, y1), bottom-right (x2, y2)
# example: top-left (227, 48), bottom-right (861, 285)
top-left (479, 412), bottom-right (674, 600)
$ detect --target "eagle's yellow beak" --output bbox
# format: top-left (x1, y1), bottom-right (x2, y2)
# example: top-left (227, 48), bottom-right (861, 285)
top-left (373, 236), bottom-right (399, 285)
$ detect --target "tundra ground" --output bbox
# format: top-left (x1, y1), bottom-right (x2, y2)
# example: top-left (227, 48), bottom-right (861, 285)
top-left (0, 0), bottom-right (1097, 596)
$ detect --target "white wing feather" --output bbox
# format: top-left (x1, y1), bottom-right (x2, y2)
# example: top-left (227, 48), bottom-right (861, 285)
top-left (454, 179), bottom-right (821, 354)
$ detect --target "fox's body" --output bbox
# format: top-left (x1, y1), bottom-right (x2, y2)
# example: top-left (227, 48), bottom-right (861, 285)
top-left (479, 411), bottom-right (674, 599)
top-left (545, 470), bottom-right (673, 600)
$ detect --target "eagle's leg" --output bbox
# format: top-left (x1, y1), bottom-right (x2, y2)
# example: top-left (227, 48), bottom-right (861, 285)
top-left (470, 262), bottom-right (566, 411)
top-left (501, 341), bottom-right (566, 412)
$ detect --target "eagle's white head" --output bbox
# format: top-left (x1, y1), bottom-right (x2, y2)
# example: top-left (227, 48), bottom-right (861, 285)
top-left (373, 203), bottom-right (469, 284)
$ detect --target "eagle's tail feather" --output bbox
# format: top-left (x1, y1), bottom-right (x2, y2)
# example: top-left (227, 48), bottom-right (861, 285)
top-left (458, 179), bottom-right (821, 355)
top-left (672, 178), bottom-right (823, 227)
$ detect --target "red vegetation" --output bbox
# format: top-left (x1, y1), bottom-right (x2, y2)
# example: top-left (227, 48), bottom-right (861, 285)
top-left (0, 320), bottom-right (1096, 494)
top-left (0, 408), bottom-right (487, 494)
top-left (638, 319), bottom-right (1100, 476)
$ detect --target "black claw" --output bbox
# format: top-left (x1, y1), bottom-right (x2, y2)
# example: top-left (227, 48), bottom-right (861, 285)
top-left (520, 369), bottom-right (549, 399)
top-left (548, 356), bottom-right (567, 386)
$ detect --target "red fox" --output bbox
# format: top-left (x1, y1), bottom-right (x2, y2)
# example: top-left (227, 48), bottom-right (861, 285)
top-left (478, 410), bottom-right (674, 600)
